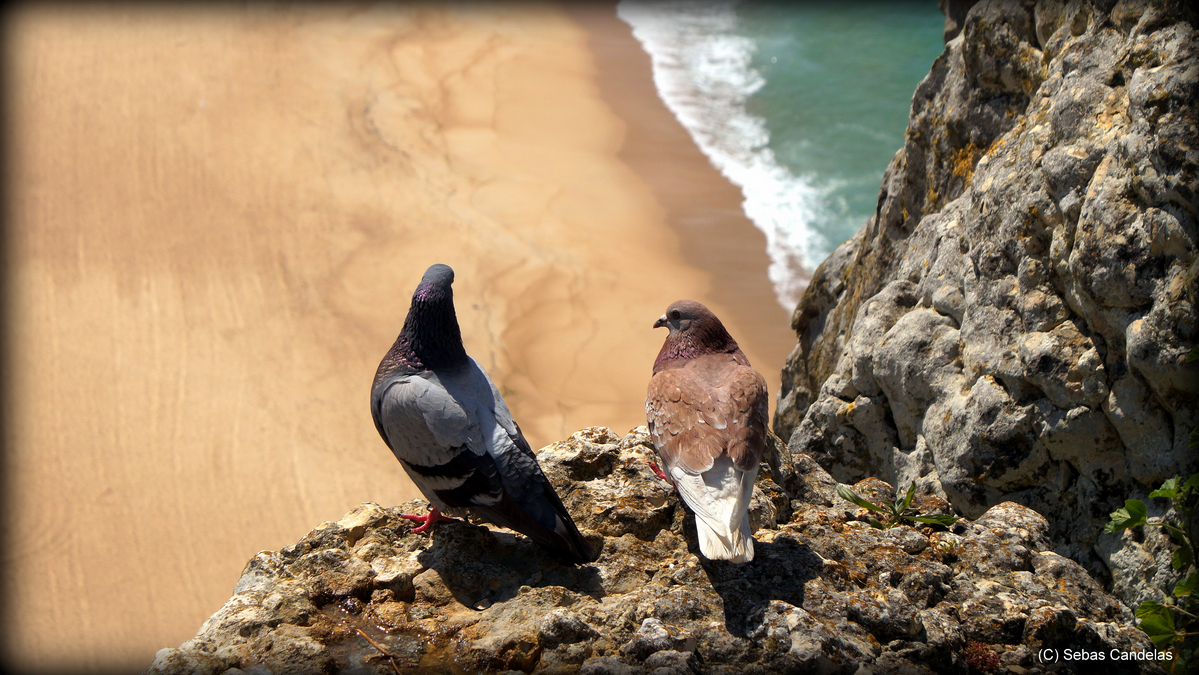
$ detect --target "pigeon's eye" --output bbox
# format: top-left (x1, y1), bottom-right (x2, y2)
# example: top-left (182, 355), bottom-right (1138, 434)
top-left (669, 310), bottom-right (681, 320)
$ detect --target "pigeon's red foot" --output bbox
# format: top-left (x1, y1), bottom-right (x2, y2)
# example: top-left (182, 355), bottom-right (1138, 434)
top-left (400, 507), bottom-right (454, 534)
top-left (648, 461), bottom-right (671, 484)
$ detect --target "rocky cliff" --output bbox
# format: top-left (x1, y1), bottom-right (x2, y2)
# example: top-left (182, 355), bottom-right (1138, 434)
top-left (148, 428), bottom-right (1162, 674)
top-left (774, 0), bottom-right (1198, 605)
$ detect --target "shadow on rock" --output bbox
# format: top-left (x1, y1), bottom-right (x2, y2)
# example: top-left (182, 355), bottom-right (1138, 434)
top-left (697, 536), bottom-right (821, 636)
top-left (413, 518), bottom-right (605, 609)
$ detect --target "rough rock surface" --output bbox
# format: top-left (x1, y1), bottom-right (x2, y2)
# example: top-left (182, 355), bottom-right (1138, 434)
top-left (774, 0), bottom-right (1199, 603)
top-left (147, 428), bottom-right (1161, 674)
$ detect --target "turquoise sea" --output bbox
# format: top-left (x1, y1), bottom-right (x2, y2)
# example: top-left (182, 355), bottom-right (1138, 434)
top-left (617, 1), bottom-right (946, 308)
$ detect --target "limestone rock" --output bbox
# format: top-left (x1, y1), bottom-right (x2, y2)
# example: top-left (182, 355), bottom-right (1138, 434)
top-left (775, 0), bottom-right (1199, 602)
top-left (146, 428), bottom-right (1158, 674)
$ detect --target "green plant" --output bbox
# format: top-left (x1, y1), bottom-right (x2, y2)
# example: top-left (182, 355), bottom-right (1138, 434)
top-left (1105, 472), bottom-right (1199, 670)
top-left (836, 481), bottom-right (959, 530)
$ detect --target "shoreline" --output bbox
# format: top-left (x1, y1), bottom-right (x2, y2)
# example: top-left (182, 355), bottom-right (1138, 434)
top-left (565, 2), bottom-right (799, 404)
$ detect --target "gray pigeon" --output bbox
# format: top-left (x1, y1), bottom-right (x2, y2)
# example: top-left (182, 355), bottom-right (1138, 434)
top-left (645, 300), bottom-right (767, 563)
top-left (371, 264), bottom-right (597, 564)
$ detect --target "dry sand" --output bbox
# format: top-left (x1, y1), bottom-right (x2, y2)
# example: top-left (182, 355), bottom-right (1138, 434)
top-left (4, 3), bottom-right (796, 671)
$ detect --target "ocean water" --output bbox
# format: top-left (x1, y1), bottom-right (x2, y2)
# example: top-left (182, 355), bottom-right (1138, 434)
top-left (617, 0), bottom-right (946, 309)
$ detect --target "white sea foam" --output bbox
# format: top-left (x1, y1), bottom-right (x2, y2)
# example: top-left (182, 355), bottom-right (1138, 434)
top-left (617, 0), bottom-right (825, 309)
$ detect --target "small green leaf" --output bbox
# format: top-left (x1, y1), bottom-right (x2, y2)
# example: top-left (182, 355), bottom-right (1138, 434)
top-left (1106, 500), bottom-right (1148, 533)
top-left (1126, 499), bottom-right (1148, 521)
top-left (1150, 477), bottom-right (1181, 500)
top-left (868, 517), bottom-right (886, 530)
top-left (909, 515), bottom-right (960, 527)
top-left (898, 482), bottom-right (917, 515)
top-left (1188, 345), bottom-right (1199, 363)
top-left (1173, 546), bottom-right (1194, 571)
top-left (837, 484), bottom-right (884, 513)
top-left (1191, 429), bottom-right (1199, 451)
top-left (1135, 602), bottom-right (1179, 648)
top-left (1183, 473), bottom-right (1199, 490)
top-left (1174, 571), bottom-right (1198, 597)
top-left (1135, 600), bottom-right (1167, 618)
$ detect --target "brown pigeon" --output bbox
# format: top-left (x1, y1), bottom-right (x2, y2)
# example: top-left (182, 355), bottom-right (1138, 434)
top-left (645, 300), bottom-right (768, 563)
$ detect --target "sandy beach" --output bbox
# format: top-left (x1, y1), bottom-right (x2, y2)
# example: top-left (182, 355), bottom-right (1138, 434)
top-left (4, 3), bottom-right (795, 671)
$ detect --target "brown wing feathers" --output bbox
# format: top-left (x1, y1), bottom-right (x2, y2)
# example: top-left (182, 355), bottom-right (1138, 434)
top-left (726, 365), bottom-right (768, 471)
top-left (647, 360), bottom-right (764, 474)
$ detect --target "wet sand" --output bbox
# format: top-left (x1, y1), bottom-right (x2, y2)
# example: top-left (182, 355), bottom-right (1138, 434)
top-left (4, 3), bottom-right (796, 671)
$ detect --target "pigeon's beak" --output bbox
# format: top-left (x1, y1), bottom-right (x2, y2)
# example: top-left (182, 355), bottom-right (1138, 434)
top-left (653, 314), bottom-right (667, 329)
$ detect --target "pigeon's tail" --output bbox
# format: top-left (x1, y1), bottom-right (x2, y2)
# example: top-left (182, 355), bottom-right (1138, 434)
top-left (474, 488), bottom-right (598, 565)
top-left (694, 511), bottom-right (755, 563)
top-left (674, 456), bottom-right (757, 563)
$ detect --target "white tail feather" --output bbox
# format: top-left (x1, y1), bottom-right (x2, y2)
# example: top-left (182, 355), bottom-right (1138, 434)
top-left (672, 456), bottom-right (758, 563)
top-left (694, 509), bottom-right (755, 562)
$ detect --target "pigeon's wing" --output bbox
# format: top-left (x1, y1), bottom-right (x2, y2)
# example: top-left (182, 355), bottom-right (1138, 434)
top-left (645, 356), bottom-right (768, 475)
top-left (645, 367), bottom-right (723, 476)
top-left (724, 361), bottom-right (769, 472)
top-left (371, 371), bottom-right (503, 511)
top-left (456, 360), bottom-right (596, 564)
top-left (372, 372), bottom-right (471, 459)
top-left (398, 362), bottom-right (599, 568)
